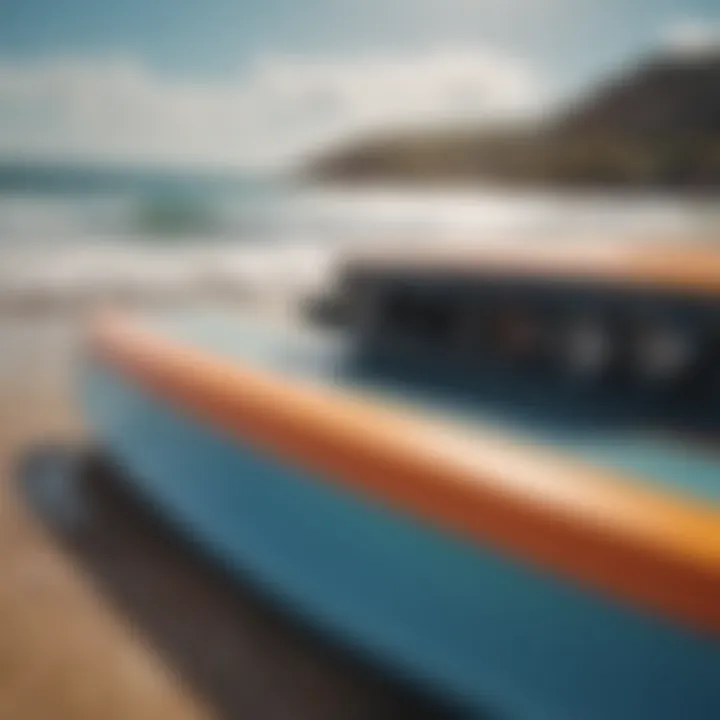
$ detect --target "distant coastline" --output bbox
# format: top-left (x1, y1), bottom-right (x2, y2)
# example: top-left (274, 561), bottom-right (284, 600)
top-left (307, 52), bottom-right (720, 190)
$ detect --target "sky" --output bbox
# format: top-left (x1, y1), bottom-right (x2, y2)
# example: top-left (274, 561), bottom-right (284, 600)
top-left (0, 0), bottom-right (717, 168)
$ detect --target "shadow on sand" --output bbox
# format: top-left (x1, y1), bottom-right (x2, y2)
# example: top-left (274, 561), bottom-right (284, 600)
top-left (16, 444), bottom-right (471, 720)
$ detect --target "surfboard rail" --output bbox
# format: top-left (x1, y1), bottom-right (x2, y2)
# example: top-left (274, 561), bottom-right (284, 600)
top-left (88, 313), bottom-right (720, 634)
top-left (341, 241), bottom-right (720, 297)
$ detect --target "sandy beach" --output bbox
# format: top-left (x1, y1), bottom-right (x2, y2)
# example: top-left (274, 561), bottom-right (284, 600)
top-left (0, 307), bottom-right (456, 720)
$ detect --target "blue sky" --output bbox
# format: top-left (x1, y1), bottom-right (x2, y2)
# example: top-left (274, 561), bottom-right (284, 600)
top-left (1, 0), bottom-right (717, 82)
top-left (0, 0), bottom-right (717, 166)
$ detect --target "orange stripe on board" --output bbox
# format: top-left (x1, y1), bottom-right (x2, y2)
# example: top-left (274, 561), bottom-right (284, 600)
top-left (345, 241), bottom-right (720, 297)
top-left (89, 314), bottom-right (720, 634)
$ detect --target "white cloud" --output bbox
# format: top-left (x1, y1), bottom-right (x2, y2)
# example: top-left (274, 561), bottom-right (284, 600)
top-left (661, 19), bottom-right (720, 58)
top-left (0, 47), bottom-right (542, 168)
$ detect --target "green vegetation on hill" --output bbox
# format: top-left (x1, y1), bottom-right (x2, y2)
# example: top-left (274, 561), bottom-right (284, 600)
top-left (308, 53), bottom-right (720, 188)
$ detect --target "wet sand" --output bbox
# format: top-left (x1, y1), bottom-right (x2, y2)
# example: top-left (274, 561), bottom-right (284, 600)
top-left (0, 311), bottom-right (459, 720)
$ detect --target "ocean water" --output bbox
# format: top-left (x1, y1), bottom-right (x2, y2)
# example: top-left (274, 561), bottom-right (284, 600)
top-left (0, 163), bottom-right (718, 302)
